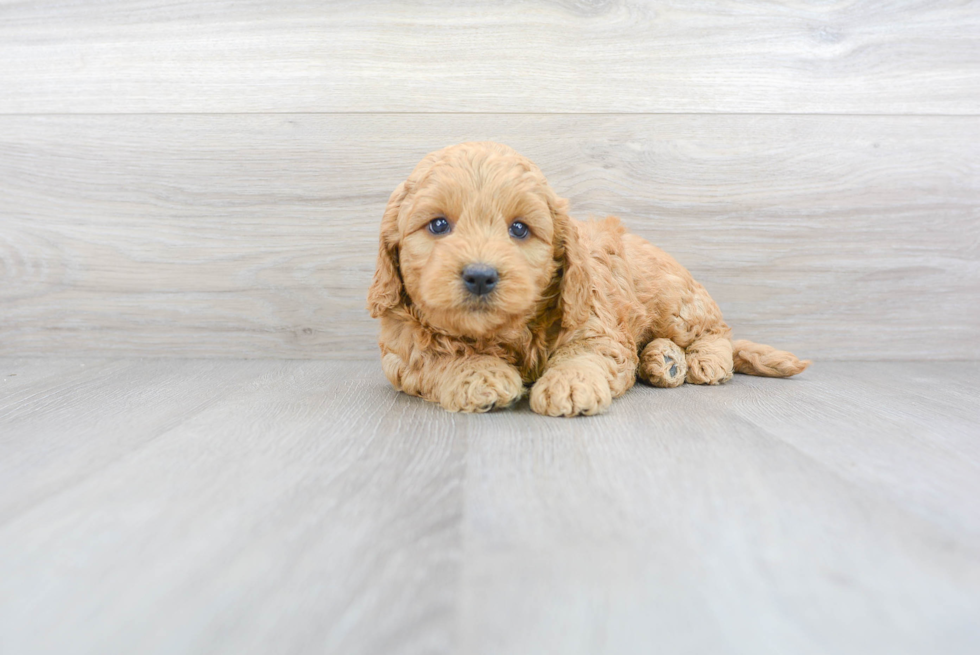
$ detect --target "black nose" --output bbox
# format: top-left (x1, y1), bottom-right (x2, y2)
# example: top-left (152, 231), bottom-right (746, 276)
top-left (461, 264), bottom-right (499, 296)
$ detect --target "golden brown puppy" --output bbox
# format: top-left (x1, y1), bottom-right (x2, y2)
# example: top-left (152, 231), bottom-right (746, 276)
top-left (368, 142), bottom-right (809, 416)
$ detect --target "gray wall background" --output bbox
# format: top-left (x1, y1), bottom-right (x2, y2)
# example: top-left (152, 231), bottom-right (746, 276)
top-left (2, 1), bottom-right (978, 360)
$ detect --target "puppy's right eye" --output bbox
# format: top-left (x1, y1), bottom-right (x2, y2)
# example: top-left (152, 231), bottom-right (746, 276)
top-left (428, 217), bottom-right (451, 235)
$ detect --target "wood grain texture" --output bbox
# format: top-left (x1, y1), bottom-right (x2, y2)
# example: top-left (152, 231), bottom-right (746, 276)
top-left (461, 366), bottom-right (980, 655)
top-left (1, 0), bottom-right (979, 114)
top-left (2, 114), bottom-right (978, 359)
top-left (0, 359), bottom-right (978, 654)
top-left (0, 359), bottom-right (466, 655)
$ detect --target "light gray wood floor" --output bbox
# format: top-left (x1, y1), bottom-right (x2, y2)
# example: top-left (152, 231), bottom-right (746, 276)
top-left (1, 359), bottom-right (978, 655)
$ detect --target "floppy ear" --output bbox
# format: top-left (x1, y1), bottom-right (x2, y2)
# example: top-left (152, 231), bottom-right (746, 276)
top-left (367, 182), bottom-right (409, 318)
top-left (551, 195), bottom-right (593, 328)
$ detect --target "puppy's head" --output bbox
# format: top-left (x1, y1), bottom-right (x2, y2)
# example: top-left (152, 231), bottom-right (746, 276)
top-left (368, 142), bottom-right (590, 338)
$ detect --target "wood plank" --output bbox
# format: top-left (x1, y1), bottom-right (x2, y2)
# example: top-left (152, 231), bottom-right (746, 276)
top-left (459, 363), bottom-right (980, 654)
top-left (727, 364), bottom-right (980, 536)
top-left (1, 114), bottom-right (978, 360)
top-left (1, 0), bottom-right (979, 114)
top-left (0, 359), bottom-right (977, 654)
top-left (0, 359), bottom-right (275, 521)
top-left (0, 359), bottom-right (466, 655)
top-left (0, 357), bottom-right (114, 399)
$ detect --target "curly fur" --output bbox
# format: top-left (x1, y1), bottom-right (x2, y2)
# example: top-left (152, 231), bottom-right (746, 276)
top-left (368, 142), bottom-right (810, 416)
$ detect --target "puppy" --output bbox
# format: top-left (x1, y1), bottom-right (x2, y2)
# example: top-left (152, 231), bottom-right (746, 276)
top-left (368, 142), bottom-right (809, 416)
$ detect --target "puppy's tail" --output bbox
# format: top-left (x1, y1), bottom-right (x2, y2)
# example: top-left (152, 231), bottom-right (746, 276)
top-left (732, 340), bottom-right (811, 378)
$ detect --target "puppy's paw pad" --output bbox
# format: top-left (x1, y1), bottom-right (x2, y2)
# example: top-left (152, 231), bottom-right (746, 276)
top-left (442, 365), bottom-right (524, 413)
top-left (639, 340), bottom-right (687, 388)
top-left (530, 366), bottom-right (612, 417)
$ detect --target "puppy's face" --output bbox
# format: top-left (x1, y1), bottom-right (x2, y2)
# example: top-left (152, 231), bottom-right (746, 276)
top-left (390, 144), bottom-right (560, 337)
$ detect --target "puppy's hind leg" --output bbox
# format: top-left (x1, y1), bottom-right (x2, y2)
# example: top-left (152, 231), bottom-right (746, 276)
top-left (685, 334), bottom-right (734, 385)
top-left (638, 338), bottom-right (688, 388)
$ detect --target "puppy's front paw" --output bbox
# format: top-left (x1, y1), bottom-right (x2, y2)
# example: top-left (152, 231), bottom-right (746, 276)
top-left (440, 363), bottom-right (524, 413)
top-left (530, 362), bottom-right (612, 417)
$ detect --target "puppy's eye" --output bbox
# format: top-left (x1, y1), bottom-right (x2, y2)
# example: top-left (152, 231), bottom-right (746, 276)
top-left (427, 217), bottom-right (451, 236)
top-left (509, 221), bottom-right (530, 240)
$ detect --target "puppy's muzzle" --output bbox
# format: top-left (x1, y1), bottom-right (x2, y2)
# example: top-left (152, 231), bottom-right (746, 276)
top-left (461, 264), bottom-right (499, 297)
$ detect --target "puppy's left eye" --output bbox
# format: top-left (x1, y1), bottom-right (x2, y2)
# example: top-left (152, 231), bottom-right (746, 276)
top-left (428, 217), bottom-right (451, 235)
top-left (509, 221), bottom-right (530, 240)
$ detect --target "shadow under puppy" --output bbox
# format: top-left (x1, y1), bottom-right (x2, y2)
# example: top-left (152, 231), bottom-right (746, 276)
top-left (368, 142), bottom-right (810, 417)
